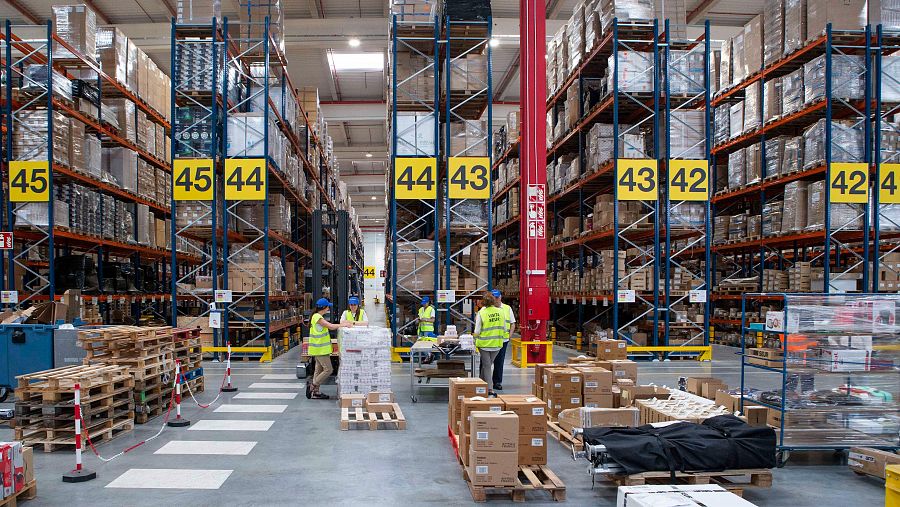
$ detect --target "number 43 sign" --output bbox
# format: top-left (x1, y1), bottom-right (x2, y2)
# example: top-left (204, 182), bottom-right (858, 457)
top-left (448, 157), bottom-right (490, 199)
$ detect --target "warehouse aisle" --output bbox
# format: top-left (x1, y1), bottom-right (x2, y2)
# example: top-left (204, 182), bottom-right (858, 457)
top-left (0, 339), bottom-right (887, 506)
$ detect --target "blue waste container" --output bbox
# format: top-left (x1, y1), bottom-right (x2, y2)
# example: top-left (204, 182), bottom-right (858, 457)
top-left (0, 324), bottom-right (58, 401)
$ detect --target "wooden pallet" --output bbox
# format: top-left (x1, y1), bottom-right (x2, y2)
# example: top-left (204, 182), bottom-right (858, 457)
top-left (340, 404), bottom-right (406, 430)
top-left (0, 480), bottom-right (37, 507)
top-left (464, 465), bottom-right (567, 503)
top-left (604, 468), bottom-right (773, 497)
top-left (546, 419), bottom-right (582, 449)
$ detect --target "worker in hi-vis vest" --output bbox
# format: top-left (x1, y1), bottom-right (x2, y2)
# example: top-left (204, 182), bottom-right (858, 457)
top-left (306, 298), bottom-right (351, 400)
top-left (474, 291), bottom-right (505, 396)
top-left (490, 289), bottom-right (515, 391)
top-left (417, 296), bottom-right (436, 340)
top-left (340, 296), bottom-right (368, 326)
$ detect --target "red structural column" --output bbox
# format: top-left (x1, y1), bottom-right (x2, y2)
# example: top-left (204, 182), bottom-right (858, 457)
top-left (518, 0), bottom-right (550, 362)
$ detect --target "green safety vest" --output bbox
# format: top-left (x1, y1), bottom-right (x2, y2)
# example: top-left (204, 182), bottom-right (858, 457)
top-left (500, 303), bottom-right (514, 341)
top-left (308, 313), bottom-right (332, 356)
top-left (476, 306), bottom-right (505, 349)
top-left (418, 305), bottom-right (436, 340)
top-left (341, 309), bottom-right (367, 323)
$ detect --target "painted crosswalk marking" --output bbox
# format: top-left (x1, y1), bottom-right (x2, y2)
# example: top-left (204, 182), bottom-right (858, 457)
top-left (247, 382), bottom-right (302, 389)
top-left (106, 469), bottom-right (233, 489)
top-left (233, 392), bottom-right (298, 400)
top-left (154, 441), bottom-right (257, 456)
top-left (188, 420), bottom-right (274, 432)
top-left (261, 374), bottom-right (298, 380)
top-left (214, 404), bottom-right (288, 414)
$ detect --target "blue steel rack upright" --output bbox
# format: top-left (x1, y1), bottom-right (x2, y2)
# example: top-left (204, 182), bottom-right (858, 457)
top-left (387, 11), bottom-right (441, 344)
top-left (661, 21), bottom-right (712, 353)
top-left (442, 16), bottom-right (493, 329)
top-left (873, 25), bottom-right (900, 292)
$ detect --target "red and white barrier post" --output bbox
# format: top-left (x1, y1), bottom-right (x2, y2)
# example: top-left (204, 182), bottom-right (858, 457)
top-left (62, 383), bottom-right (97, 482)
top-left (221, 342), bottom-right (238, 393)
top-left (167, 360), bottom-right (191, 427)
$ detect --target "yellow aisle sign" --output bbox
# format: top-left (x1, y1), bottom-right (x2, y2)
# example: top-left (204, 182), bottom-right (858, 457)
top-left (616, 159), bottom-right (658, 201)
top-left (448, 157), bottom-right (491, 199)
top-left (9, 161), bottom-right (50, 202)
top-left (173, 159), bottom-right (215, 201)
top-left (224, 158), bottom-right (267, 200)
top-left (668, 160), bottom-right (709, 201)
top-left (829, 162), bottom-right (868, 204)
top-left (394, 157), bottom-right (437, 199)
top-left (879, 163), bottom-right (900, 204)
top-left (364, 266), bottom-right (376, 278)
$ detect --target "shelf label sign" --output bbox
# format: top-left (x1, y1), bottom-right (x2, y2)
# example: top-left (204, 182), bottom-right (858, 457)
top-left (173, 159), bottom-right (214, 201)
top-left (765, 310), bottom-right (799, 333)
top-left (224, 158), bottom-right (266, 200)
top-left (448, 157), bottom-right (490, 199)
top-left (526, 184), bottom-right (546, 239)
top-left (380, 270), bottom-right (386, 277)
top-left (689, 289), bottom-right (707, 303)
top-left (436, 289), bottom-right (456, 303)
top-left (617, 289), bottom-right (635, 303)
top-left (364, 266), bottom-right (376, 279)
top-left (394, 157), bottom-right (437, 199)
top-left (214, 290), bottom-right (233, 303)
top-left (668, 160), bottom-right (709, 201)
top-left (527, 221), bottom-right (545, 239)
top-left (878, 163), bottom-right (900, 204)
top-left (616, 159), bottom-right (658, 201)
top-left (1, 291), bottom-right (18, 304)
top-left (209, 311), bottom-right (223, 329)
top-left (0, 232), bottom-right (12, 250)
top-left (829, 162), bottom-right (868, 203)
top-left (9, 161), bottom-right (50, 202)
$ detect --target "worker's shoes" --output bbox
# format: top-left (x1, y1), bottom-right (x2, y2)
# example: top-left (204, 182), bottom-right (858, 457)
top-left (306, 383), bottom-right (312, 399)
top-left (493, 384), bottom-right (502, 391)
top-left (488, 391), bottom-right (498, 398)
top-left (312, 392), bottom-right (330, 400)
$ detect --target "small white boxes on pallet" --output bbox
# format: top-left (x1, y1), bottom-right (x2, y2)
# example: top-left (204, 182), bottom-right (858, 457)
top-left (338, 327), bottom-right (392, 396)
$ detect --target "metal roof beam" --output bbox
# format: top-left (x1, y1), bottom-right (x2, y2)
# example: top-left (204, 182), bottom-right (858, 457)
top-left (6, 0), bottom-right (42, 24)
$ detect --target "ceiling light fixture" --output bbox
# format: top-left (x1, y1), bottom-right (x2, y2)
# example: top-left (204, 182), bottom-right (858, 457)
top-left (365, 152), bottom-right (373, 158)
top-left (348, 37), bottom-right (361, 47)
top-left (489, 38), bottom-right (500, 47)
top-left (330, 52), bottom-right (384, 72)
top-left (371, 196), bottom-right (377, 200)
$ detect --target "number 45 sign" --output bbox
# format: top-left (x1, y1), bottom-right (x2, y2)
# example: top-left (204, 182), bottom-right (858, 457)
top-left (9, 161), bottom-right (50, 202)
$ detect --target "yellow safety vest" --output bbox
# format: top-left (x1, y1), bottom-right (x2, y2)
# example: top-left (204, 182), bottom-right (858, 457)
top-left (308, 313), bottom-right (332, 356)
top-left (476, 306), bottom-right (505, 349)
top-left (418, 305), bottom-right (435, 340)
top-left (500, 303), bottom-right (514, 341)
top-left (341, 309), bottom-right (367, 323)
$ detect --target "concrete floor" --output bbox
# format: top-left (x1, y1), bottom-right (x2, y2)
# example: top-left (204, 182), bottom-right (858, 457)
top-left (0, 302), bottom-right (887, 506)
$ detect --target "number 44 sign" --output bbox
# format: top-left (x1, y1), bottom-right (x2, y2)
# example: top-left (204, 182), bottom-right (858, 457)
top-left (225, 159), bottom-right (266, 200)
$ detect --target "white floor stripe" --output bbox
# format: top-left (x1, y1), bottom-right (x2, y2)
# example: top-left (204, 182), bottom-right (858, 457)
top-left (248, 382), bottom-right (302, 389)
top-left (214, 404), bottom-right (288, 413)
top-left (106, 469), bottom-right (233, 489)
top-left (188, 420), bottom-right (275, 432)
top-left (154, 441), bottom-right (257, 455)
top-left (233, 392), bottom-right (298, 400)
top-left (261, 374), bottom-right (299, 380)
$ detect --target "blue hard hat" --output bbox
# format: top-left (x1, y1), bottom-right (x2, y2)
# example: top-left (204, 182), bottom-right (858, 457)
top-left (316, 298), bottom-right (332, 307)
top-left (421, 296), bottom-right (430, 305)
top-left (348, 296), bottom-right (360, 305)
top-left (491, 289), bottom-right (502, 297)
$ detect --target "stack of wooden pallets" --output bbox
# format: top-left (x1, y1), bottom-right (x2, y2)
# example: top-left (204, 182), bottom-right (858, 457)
top-left (13, 365), bottom-right (134, 452)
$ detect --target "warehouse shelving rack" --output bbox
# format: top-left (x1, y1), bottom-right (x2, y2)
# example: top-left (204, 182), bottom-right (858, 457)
top-left (4, 21), bottom-right (180, 324)
top-left (873, 26), bottom-right (900, 292)
top-left (708, 25), bottom-right (874, 343)
top-left (387, 11), bottom-right (441, 344)
top-left (441, 16), bottom-right (493, 328)
top-left (542, 20), bottom-right (662, 352)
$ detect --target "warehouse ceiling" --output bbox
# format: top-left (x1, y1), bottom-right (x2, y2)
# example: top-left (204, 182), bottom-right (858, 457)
top-left (2, 0), bottom-right (757, 229)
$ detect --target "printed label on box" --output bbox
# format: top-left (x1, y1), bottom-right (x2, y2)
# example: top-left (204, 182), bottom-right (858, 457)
top-left (379, 394), bottom-right (391, 402)
top-left (531, 438), bottom-right (544, 447)
top-left (586, 381), bottom-right (599, 388)
top-left (532, 407), bottom-right (544, 416)
top-left (489, 406), bottom-right (501, 412)
top-left (352, 399), bottom-right (363, 407)
top-left (476, 466), bottom-right (488, 475)
top-left (475, 387), bottom-right (487, 394)
top-left (476, 431), bottom-right (489, 440)
top-left (570, 397), bottom-right (581, 404)
top-left (570, 376), bottom-right (581, 383)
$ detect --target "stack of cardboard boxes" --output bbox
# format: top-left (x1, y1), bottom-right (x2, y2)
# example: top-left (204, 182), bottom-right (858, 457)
top-left (533, 358), bottom-right (635, 418)
top-left (467, 411), bottom-right (520, 487)
top-left (0, 442), bottom-right (33, 501)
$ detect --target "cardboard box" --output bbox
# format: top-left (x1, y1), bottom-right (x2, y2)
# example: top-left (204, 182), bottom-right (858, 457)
top-left (0, 442), bottom-right (24, 498)
top-left (744, 406), bottom-right (769, 426)
top-left (576, 366), bottom-right (613, 395)
top-left (595, 339), bottom-right (628, 360)
top-left (807, 0), bottom-right (867, 40)
top-left (701, 381), bottom-right (728, 400)
top-left (558, 407), bottom-right (640, 434)
top-left (583, 393), bottom-right (615, 408)
top-left (604, 360), bottom-right (638, 382)
top-left (617, 484), bottom-right (758, 507)
top-left (461, 398), bottom-right (505, 436)
top-left (470, 411), bottom-right (519, 451)
top-left (620, 385), bottom-right (670, 406)
top-left (518, 434), bottom-right (548, 465)
top-left (534, 363), bottom-right (564, 388)
top-left (544, 368), bottom-right (583, 396)
top-left (687, 377), bottom-right (727, 399)
top-left (23, 447), bottom-right (32, 484)
top-left (367, 391), bottom-right (395, 404)
top-left (468, 449), bottom-right (519, 486)
top-left (449, 378), bottom-right (490, 429)
top-left (499, 395), bottom-right (548, 434)
top-left (340, 394), bottom-right (365, 409)
top-left (848, 447), bottom-right (900, 479)
top-left (366, 402), bottom-right (396, 412)
top-left (459, 429), bottom-right (470, 466)
top-left (715, 390), bottom-right (740, 412)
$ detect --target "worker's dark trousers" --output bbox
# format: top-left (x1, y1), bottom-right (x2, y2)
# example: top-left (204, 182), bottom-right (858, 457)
top-left (492, 340), bottom-right (509, 386)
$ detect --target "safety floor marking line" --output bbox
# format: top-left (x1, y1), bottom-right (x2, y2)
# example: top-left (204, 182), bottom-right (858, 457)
top-left (233, 392), bottom-right (298, 400)
top-left (154, 441), bottom-right (258, 455)
top-left (188, 420), bottom-right (275, 431)
top-left (247, 382), bottom-right (303, 389)
top-left (214, 404), bottom-right (288, 413)
top-left (261, 374), bottom-right (299, 380)
top-left (106, 469), bottom-right (233, 489)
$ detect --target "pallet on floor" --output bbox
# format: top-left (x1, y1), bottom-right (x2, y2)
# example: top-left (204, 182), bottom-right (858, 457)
top-left (546, 419), bottom-right (582, 449)
top-left (463, 465), bottom-right (566, 503)
top-left (603, 468), bottom-right (773, 497)
top-left (340, 404), bottom-right (406, 430)
top-left (0, 479), bottom-right (37, 507)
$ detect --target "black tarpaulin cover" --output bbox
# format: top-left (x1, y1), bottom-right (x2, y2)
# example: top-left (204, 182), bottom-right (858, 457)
top-left (581, 415), bottom-right (776, 475)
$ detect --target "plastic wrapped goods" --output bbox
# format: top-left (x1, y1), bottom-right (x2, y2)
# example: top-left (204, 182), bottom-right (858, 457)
top-left (765, 78), bottom-right (782, 123)
top-left (720, 38), bottom-right (732, 90)
top-left (12, 110), bottom-right (70, 167)
top-left (732, 32), bottom-right (746, 84)
top-left (781, 68), bottom-right (804, 116)
top-left (729, 101), bottom-right (744, 139)
top-left (882, 55), bottom-right (900, 103)
top-left (743, 14), bottom-right (764, 75)
top-left (662, 110), bottom-right (705, 160)
top-left (765, 136), bottom-right (787, 179)
top-left (608, 51), bottom-right (654, 93)
top-left (566, 3), bottom-right (586, 73)
top-left (52, 5), bottom-right (98, 60)
top-left (14, 200), bottom-right (70, 229)
top-left (338, 327), bottom-right (392, 396)
top-left (764, 0), bottom-right (784, 66)
top-left (176, 0), bottom-right (223, 23)
top-left (763, 201), bottom-right (784, 236)
top-left (666, 49), bottom-right (705, 95)
top-left (584, 1), bottom-right (602, 53)
top-left (728, 148), bottom-right (745, 189)
top-left (803, 54), bottom-right (865, 105)
top-left (802, 119), bottom-right (865, 169)
top-left (600, 0), bottom-right (654, 32)
top-left (881, 126), bottom-right (900, 165)
top-left (783, 0), bottom-right (806, 56)
top-left (870, 0), bottom-right (900, 30)
top-left (807, 0), bottom-right (867, 40)
top-left (714, 105), bottom-right (729, 146)
top-left (743, 81), bottom-right (761, 133)
top-left (745, 143), bottom-right (761, 185)
top-left (781, 180), bottom-right (809, 232)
